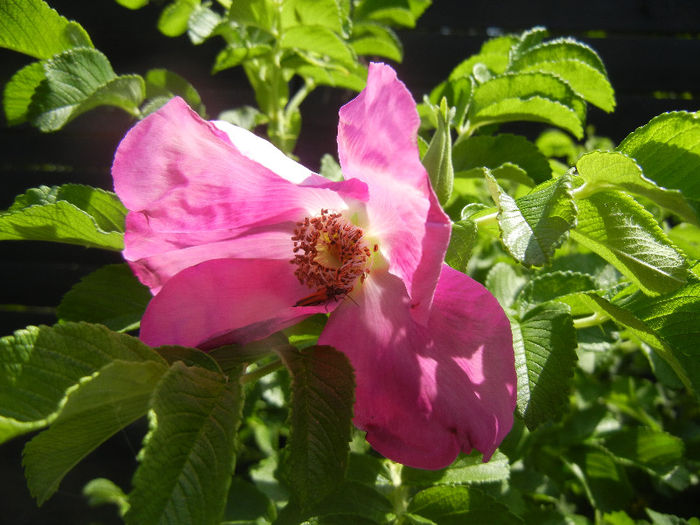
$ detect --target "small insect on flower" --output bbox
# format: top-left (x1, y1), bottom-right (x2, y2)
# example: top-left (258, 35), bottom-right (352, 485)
top-left (294, 286), bottom-right (347, 307)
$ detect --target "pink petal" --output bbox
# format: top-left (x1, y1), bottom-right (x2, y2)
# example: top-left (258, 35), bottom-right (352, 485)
top-left (112, 97), bottom-right (367, 292)
top-left (140, 258), bottom-right (333, 349)
top-left (319, 265), bottom-right (516, 469)
top-left (337, 63), bottom-right (450, 322)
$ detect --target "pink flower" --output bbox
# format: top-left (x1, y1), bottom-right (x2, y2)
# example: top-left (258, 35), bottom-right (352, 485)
top-left (112, 63), bottom-right (516, 470)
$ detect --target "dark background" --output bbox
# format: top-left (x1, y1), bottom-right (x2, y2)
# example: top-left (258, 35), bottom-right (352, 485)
top-left (1, 1), bottom-right (699, 523)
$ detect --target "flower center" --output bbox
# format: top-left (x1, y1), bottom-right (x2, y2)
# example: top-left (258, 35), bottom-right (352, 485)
top-left (291, 209), bottom-right (372, 305)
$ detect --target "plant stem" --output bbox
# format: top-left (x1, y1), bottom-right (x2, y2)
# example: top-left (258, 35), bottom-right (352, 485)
top-left (573, 311), bottom-right (610, 329)
top-left (241, 359), bottom-right (284, 384)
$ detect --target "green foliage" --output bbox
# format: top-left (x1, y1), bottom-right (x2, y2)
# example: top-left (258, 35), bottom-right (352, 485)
top-left (278, 345), bottom-right (355, 514)
top-left (0, 0), bottom-right (92, 59)
top-left (57, 264), bottom-right (152, 331)
top-left (0, 184), bottom-right (126, 250)
top-left (0, 323), bottom-right (164, 444)
top-left (125, 362), bottom-right (245, 525)
top-left (23, 360), bottom-right (168, 504)
top-left (1, 4), bottom-right (699, 524)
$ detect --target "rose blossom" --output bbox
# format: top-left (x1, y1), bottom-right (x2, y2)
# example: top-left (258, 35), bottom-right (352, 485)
top-left (112, 63), bottom-right (516, 469)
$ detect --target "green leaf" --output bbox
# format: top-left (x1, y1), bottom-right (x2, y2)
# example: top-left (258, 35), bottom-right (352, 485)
top-left (57, 264), bottom-right (151, 331)
top-left (144, 68), bottom-right (204, 116)
top-left (23, 359), bottom-right (168, 504)
top-left (125, 362), bottom-right (244, 525)
top-left (0, 184), bottom-right (126, 250)
top-left (350, 23), bottom-right (402, 61)
top-left (487, 173), bottom-right (577, 266)
top-left (576, 151), bottom-right (697, 225)
top-left (222, 477), bottom-right (276, 523)
top-left (217, 105), bottom-right (266, 130)
top-left (570, 190), bottom-right (688, 295)
top-left (602, 427), bottom-right (684, 475)
top-left (157, 0), bottom-right (199, 37)
top-left (229, 0), bottom-right (276, 31)
top-left (573, 449), bottom-right (633, 512)
top-left (511, 301), bottom-right (577, 429)
top-left (187, 4), bottom-right (221, 44)
top-left (577, 292), bottom-right (694, 394)
top-left (116, 0), bottom-right (150, 8)
top-left (408, 486), bottom-right (523, 525)
top-left (402, 450), bottom-right (510, 486)
top-left (291, 60), bottom-right (367, 91)
top-left (445, 220), bottom-right (477, 273)
top-left (3, 61), bottom-right (45, 125)
top-left (510, 37), bottom-right (615, 112)
top-left (353, 0), bottom-right (424, 28)
top-left (278, 345), bottom-right (355, 512)
top-left (484, 262), bottom-right (527, 310)
top-left (0, 322), bottom-right (164, 444)
top-left (422, 98), bottom-right (455, 204)
top-left (469, 72), bottom-right (586, 138)
top-left (448, 35), bottom-right (517, 80)
top-left (669, 223), bottom-right (700, 260)
top-left (83, 478), bottom-right (129, 515)
top-left (30, 48), bottom-right (145, 131)
top-left (625, 282), bottom-right (700, 396)
top-left (617, 111), bottom-right (700, 213)
top-left (320, 153), bottom-right (344, 181)
top-left (281, 0), bottom-right (344, 34)
top-left (453, 133), bottom-right (552, 185)
top-left (0, 0), bottom-right (92, 59)
top-left (313, 481), bottom-right (394, 523)
top-left (280, 25), bottom-right (355, 65)
top-left (517, 271), bottom-right (597, 315)
top-left (214, 41), bottom-right (273, 73)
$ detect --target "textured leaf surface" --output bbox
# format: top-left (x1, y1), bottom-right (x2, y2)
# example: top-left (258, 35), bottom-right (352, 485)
top-left (576, 151), bottom-right (697, 224)
top-left (453, 133), bottom-right (552, 184)
top-left (408, 486), bottom-right (523, 525)
top-left (517, 271), bottom-right (597, 315)
top-left (350, 23), bottom-right (402, 61)
top-left (278, 345), bottom-right (355, 512)
top-left (579, 293), bottom-right (693, 394)
top-left (0, 323), bottom-right (164, 443)
top-left (125, 362), bottom-right (244, 525)
top-left (57, 264), bottom-right (151, 331)
top-left (0, 184), bottom-right (126, 249)
top-left (511, 301), bottom-right (577, 429)
top-left (445, 220), bottom-right (477, 273)
top-left (23, 360), bottom-right (167, 504)
top-left (3, 61), bottom-right (45, 125)
top-left (469, 72), bottom-right (585, 138)
top-left (30, 47), bottom-right (144, 131)
top-left (488, 173), bottom-right (577, 266)
top-left (617, 111), bottom-right (700, 212)
top-left (510, 38), bottom-right (614, 112)
top-left (570, 190), bottom-right (688, 295)
top-left (402, 451), bottom-right (510, 486)
top-left (0, 0), bottom-right (92, 58)
top-left (625, 283), bottom-right (700, 396)
top-left (280, 25), bottom-right (354, 64)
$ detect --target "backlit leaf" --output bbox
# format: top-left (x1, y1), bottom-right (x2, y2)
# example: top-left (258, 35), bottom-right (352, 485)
top-left (570, 190), bottom-right (688, 295)
top-left (0, 0), bottom-right (92, 59)
top-left (487, 173), bottom-right (577, 266)
top-left (576, 150), bottom-right (697, 225)
top-left (0, 184), bottom-right (126, 250)
top-left (617, 111), bottom-right (700, 213)
top-left (408, 486), bottom-right (523, 525)
top-left (511, 301), bottom-right (577, 429)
